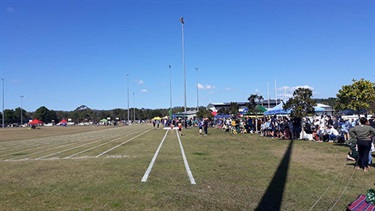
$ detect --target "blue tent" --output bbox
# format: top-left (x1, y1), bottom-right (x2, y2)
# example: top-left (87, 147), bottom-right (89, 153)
top-left (264, 101), bottom-right (325, 115)
top-left (264, 102), bottom-right (291, 115)
top-left (314, 107), bottom-right (325, 112)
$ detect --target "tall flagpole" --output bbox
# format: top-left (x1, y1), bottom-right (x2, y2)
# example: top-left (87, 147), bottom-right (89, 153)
top-left (127, 74), bottom-right (130, 124)
top-left (1, 78), bottom-right (4, 128)
top-left (267, 82), bottom-right (270, 109)
top-left (196, 67), bottom-right (199, 111)
top-left (180, 17), bottom-right (187, 115)
top-left (275, 78), bottom-right (277, 104)
top-left (20, 95), bottom-right (24, 125)
top-left (169, 65), bottom-right (172, 117)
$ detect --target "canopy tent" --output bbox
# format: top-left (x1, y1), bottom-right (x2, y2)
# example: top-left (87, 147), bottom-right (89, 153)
top-left (60, 119), bottom-right (68, 123)
top-left (214, 114), bottom-right (232, 119)
top-left (243, 105), bottom-right (267, 115)
top-left (58, 119), bottom-right (68, 126)
top-left (313, 107), bottom-right (325, 112)
top-left (264, 102), bottom-right (326, 116)
top-left (29, 119), bottom-right (43, 125)
top-left (264, 102), bottom-right (291, 115)
top-left (100, 118), bottom-right (108, 122)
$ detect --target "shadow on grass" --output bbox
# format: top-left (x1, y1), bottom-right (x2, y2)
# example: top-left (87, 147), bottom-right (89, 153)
top-left (255, 140), bottom-right (294, 211)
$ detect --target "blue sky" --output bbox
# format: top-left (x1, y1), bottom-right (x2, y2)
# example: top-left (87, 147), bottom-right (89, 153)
top-left (0, 0), bottom-right (374, 111)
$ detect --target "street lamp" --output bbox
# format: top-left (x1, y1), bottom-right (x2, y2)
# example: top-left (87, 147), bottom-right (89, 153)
top-left (195, 67), bottom-right (199, 111)
top-left (127, 74), bottom-right (130, 125)
top-left (1, 78), bottom-right (4, 128)
top-left (133, 92), bottom-right (135, 123)
top-left (20, 95), bottom-right (24, 126)
top-left (180, 17), bottom-right (187, 115)
top-left (169, 65), bottom-right (172, 117)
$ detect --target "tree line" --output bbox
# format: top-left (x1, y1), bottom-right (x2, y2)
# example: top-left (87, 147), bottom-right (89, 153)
top-left (1, 78), bottom-right (375, 126)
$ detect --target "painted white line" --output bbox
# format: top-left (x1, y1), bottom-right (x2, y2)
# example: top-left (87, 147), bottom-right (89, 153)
top-left (5, 141), bottom-right (80, 161)
top-left (176, 130), bottom-right (196, 185)
top-left (95, 129), bottom-right (152, 158)
top-left (35, 139), bottom-right (104, 160)
top-left (65, 129), bottom-right (144, 159)
top-left (141, 129), bottom-right (169, 182)
top-left (3, 156), bottom-right (97, 162)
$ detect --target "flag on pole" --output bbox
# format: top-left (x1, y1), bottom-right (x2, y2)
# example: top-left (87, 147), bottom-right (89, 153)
top-left (180, 17), bottom-right (184, 24)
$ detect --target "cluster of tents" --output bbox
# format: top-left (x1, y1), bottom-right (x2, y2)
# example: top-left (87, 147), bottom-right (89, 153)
top-left (263, 102), bottom-right (325, 115)
top-left (210, 102), bottom-right (327, 119)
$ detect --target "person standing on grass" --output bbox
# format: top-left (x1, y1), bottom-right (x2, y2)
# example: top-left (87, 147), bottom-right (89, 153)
top-left (198, 118), bottom-right (203, 135)
top-left (203, 118), bottom-right (209, 136)
top-left (178, 121), bottom-right (183, 136)
top-left (349, 117), bottom-right (375, 172)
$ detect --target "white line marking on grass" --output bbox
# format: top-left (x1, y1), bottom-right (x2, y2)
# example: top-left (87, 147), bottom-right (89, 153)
top-left (141, 129), bottom-right (170, 182)
top-left (35, 139), bottom-right (105, 160)
top-left (176, 130), bottom-right (196, 185)
top-left (4, 141), bottom-right (80, 161)
top-left (0, 144), bottom-right (52, 158)
top-left (65, 129), bottom-right (144, 159)
top-left (95, 129), bottom-right (152, 158)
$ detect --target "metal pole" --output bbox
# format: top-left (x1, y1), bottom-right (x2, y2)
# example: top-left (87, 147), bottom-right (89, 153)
top-left (127, 74), bottom-right (130, 124)
top-left (1, 78), bottom-right (4, 128)
top-left (20, 95), bottom-right (24, 126)
top-left (133, 92), bottom-right (135, 123)
top-left (180, 17), bottom-right (187, 115)
top-left (169, 65), bottom-right (172, 116)
top-left (195, 67), bottom-right (199, 111)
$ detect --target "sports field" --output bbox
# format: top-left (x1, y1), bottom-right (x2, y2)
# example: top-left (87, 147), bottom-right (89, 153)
top-left (0, 124), bottom-right (373, 210)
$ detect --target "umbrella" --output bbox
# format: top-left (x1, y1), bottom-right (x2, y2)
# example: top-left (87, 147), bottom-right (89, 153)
top-left (152, 117), bottom-right (161, 120)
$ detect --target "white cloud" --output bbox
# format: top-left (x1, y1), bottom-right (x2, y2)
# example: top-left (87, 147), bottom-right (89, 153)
top-left (140, 89), bottom-right (147, 93)
top-left (198, 83), bottom-right (215, 90)
top-left (276, 85), bottom-right (315, 99)
top-left (135, 80), bottom-right (144, 85)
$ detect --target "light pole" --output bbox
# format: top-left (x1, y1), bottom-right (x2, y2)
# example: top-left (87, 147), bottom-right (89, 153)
top-left (180, 17), bottom-right (187, 115)
top-left (1, 78), bottom-right (4, 128)
top-left (20, 95), bottom-right (24, 126)
top-left (127, 74), bottom-right (130, 125)
top-left (169, 65), bottom-right (172, 117)
top-left (133, 92), bottom-right (135, 123)
top-left (195, 67), bottom-right (199, 111)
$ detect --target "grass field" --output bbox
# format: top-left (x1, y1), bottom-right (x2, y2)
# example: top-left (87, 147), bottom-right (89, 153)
top-left (0, 124), bottom-right (374, 210)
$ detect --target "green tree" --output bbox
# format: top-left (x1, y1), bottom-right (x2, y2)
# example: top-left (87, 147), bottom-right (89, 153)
top-left (229, 102), bottom-right (240, 117)
top-left (196, 107), bottom-right (213, 119)
top-left (4, 109), bottom-right (16, 125)
top-left (14, 107), bottom-right (28, 124)
top-left (33, 106), bottom-right (58, 123)
top-left (283, 88), bottom-right (316, 118)
top-left (247, 94), bottom-right (264, 114)
top-left (335, 78), bottom-right (375, 115)
top-left (217, 107), bottom-right (229, 115)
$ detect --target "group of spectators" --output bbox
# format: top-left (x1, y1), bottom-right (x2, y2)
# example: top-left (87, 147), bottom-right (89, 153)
top-left (211, 114), bottom-right (375, 143)
top-left (212, 114), bottom-right (375, 172)
top-left (152, 117), bottom-right (210, 135)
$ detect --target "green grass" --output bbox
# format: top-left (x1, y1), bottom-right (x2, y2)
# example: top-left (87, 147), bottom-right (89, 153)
top-left (0, 125), bottom-right (373, 210)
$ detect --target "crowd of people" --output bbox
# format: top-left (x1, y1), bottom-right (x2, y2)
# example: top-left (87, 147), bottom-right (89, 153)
top-left (152, 114), bottom-right (375, 172)
top-left (152, 117), bottom-right (210, 136)
top-left (211, 114), bottom-right (375, 172)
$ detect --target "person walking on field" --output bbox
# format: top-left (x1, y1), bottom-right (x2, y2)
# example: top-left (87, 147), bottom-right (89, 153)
top-left (349, 117), bottom-right (375, 172)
